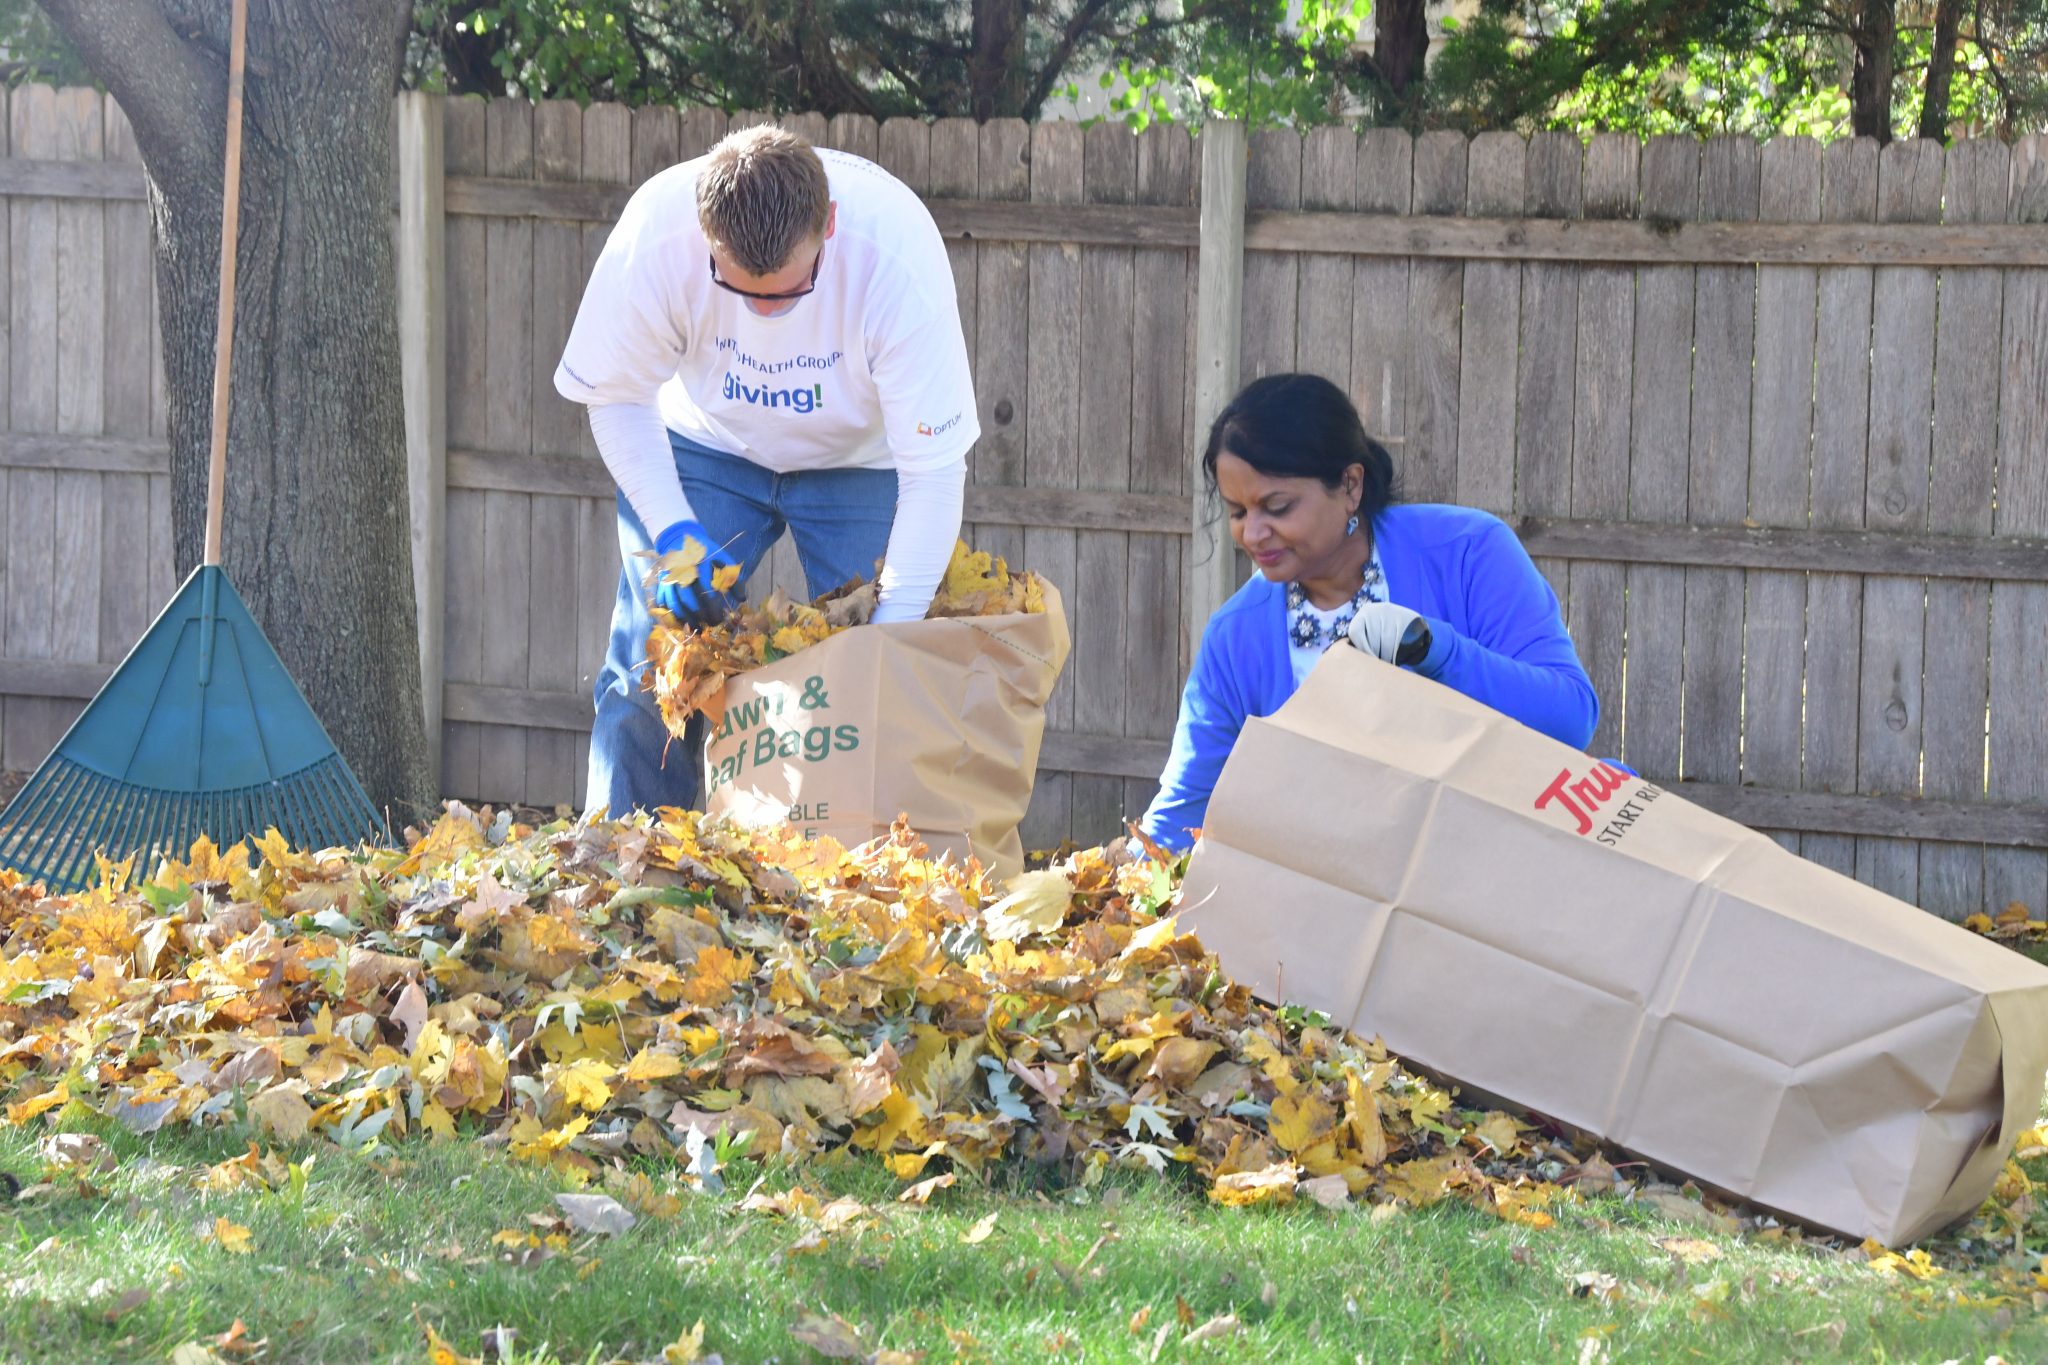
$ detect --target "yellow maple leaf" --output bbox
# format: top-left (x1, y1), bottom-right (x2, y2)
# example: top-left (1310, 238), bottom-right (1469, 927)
top-left (1209, 1161), bottom-right (1300, 1207)
top-left (677, 1024), bottom-right (723, 1056)
top-left (655, 537), bottom-right (708, 589)
top-left (1268, 1092), bottom-right (1337, 1154)
top-left (509, 1114), bottom-right (591, 1163)
top-left (1344, 1072), bottom-right (1388, 1166)
top-left (663, 1320), bottom-right (709, 1364)
top-left (556, 1058), bottom-right (617, 1112)
top-left (209, 1218), bottom-right (253, 1255)
top-left (981, 870), bottom-right (1072, 942)
top-left (398, 809), bottom-right (484, 876)
top-left (710, 562), bottom-right (741, 594)
top-left (622, 1047), bottom-right (686, 1085)
top-left (1468, 1111), bottom-right (1523, 1157)
top-left (682, 946), bottom-right (756, 1007)
top-left (943, 542), bottom-right (999, 595)
top-left (4, 1082), bottom-right (67, 1126)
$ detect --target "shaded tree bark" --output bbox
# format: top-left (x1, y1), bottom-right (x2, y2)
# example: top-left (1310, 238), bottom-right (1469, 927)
top-left (1919, 0), bottom-right (1964, 139)
top-left (968, 0), bottom-right (1033, 118)
top-left (1375, 0), bottom-right (1428, 127)
top-left (34, 0), bottom-right (437, 823)
top-left (1851, 0), bottom-right (1896, 141)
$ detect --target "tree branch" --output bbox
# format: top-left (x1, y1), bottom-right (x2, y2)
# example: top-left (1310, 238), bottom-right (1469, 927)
top-left (1024, 0), bottom-right (1122, 115)
top-left (34, 0), bottom-right (220, 181)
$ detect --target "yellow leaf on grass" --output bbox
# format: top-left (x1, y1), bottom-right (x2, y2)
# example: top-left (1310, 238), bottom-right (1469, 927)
top-left (1658, 1237), bottom-right (1724, 1264)
top-left (1860, 1239), bottom-right (1943, 1280)
top-left (1209, 1162), bottom-right (1300, 1207)
top-left (663, 1319), bottom-right (709, 1364)
top-left (622, 1047), bottom-right (686, 1085)
top-left (5, 1082), bottom-right (67, 1125)
top-left (423, 1320), bottom-right (483, 1365)
top-left (509, 1114), bottom-right (590, 1163)
top-left (960, 1211), bottom-right (999, 1245)
top-left (209, 1218), bottom-right (253, 1255)
top-left (898, 1171), bottom-right (956, 1205)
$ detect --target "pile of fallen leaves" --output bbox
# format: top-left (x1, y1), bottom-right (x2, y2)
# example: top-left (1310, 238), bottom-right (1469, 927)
top-left (0, 806), bottom-right (1573, 1222)
top-left (648, 541), bottom-right (1049, 732)
top-left (1966, 902), bottom-right (2048, 947)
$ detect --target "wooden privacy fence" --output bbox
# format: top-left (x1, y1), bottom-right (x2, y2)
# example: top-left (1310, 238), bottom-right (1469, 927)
top-left (2, 84), bottom-right (2047, 922)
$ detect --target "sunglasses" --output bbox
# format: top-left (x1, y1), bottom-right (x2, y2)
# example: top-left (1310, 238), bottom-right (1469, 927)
top-left (708, 244), bottom-right (824, 303)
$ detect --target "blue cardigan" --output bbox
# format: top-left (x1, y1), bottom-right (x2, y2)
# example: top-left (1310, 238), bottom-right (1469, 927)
top-left (1141, 503), bottom-right (1598, 851)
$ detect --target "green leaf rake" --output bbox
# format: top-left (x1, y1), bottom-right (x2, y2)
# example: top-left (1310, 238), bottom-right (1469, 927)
top-left (0, 0), bottom-right (383, 890)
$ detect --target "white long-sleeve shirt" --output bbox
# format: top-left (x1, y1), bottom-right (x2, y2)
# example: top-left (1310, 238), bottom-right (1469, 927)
top-left (556, 148), bottom-right (979, 620)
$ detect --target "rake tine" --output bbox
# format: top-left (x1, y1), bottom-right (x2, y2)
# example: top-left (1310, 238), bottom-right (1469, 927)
top-left (313, 763), bottom-right (353, 849)
top-left (45, 767), bottom-right (111, 894)
top-left (0, 765), bottom-right (61, 883)
top-left (294, 771), bottom-right (328, 851)
top-left (273, 777), bottom-right (307, 850)
top-left (0, 759), bottom-right (73, 872)
top-left (138, 788), bottom-right (173, 881)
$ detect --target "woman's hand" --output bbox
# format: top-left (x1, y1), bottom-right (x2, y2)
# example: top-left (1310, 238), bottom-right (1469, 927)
top-left (1347, 601), bottom-right (1434, 669)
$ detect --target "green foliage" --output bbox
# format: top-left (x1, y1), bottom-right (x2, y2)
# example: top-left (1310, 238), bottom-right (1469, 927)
top-left (1100, 0), bottom-right (1375, 129)
top-left (0, 0), bottom-right (96, 88)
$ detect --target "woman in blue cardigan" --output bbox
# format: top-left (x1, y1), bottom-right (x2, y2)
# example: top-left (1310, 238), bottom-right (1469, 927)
top-left (1141, 373), bottom-right (1599, 852)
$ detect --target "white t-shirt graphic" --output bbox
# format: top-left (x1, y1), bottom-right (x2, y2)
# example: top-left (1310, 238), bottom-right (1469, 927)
top-left (555, 149), bottom-right (979, 481)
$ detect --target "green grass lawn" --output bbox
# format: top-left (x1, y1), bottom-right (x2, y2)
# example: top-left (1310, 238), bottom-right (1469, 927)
top-left (1, 1117), bottom-right (2040, 1365)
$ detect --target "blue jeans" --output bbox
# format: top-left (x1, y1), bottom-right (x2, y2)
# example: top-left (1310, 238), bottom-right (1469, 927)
top-left (587, 432), bottom-right (899, 815)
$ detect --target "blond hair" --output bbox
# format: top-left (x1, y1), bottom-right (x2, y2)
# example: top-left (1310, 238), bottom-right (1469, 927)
top-left (696, 127), bottom-right (831, 276)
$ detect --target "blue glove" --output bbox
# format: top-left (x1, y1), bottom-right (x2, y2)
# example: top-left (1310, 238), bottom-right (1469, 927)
top-left (650, 520), bottom-right (740, 623)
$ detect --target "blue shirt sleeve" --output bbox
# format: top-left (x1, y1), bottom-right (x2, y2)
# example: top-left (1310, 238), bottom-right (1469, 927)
top-left (1139, 620), bottom-right (1249, 854)
top-left (1417, 517), bottom-right (1598, 748)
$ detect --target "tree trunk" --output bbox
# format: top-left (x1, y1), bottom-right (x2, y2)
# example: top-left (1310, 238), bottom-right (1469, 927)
top-left (1851, 0), bottom-right (1896, 143)
top-left (1374, 0), bottom-right (1428, 127)
top-left (1919, 0), bottom-right (1964, 141)
top-left (968, 0), bottom-right (1031, 119)
top-left (36, 0), bottom-right (437, 825)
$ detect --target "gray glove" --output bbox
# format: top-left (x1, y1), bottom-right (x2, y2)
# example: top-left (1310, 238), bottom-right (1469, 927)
top-left (1347, 601), bottom-right (1434, 669)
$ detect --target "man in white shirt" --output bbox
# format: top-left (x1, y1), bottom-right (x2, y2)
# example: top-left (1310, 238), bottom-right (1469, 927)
top-left (555, 126), bottom-right (979, 815)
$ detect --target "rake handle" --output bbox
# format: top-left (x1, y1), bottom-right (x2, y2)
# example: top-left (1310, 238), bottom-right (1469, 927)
top-left (201, 0), bottom-right (248, 569)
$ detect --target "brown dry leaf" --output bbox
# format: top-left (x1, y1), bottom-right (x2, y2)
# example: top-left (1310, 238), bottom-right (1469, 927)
top-left (1639, 1190), bottom-right (1741, 1235)
top-left (99, 1286), bottom-right (150, 1323)
top-left (897, 1172), bottom-right (956, 1205)
top-left (247, 1084), bottom-right (314, 1141)
top-left (1184, 1314), bottom-right (1240, 1346)
top-left (788, 1309), bottom-right (867, 1359)
top-left (1301, 1173), bottom-right (1352, 1210)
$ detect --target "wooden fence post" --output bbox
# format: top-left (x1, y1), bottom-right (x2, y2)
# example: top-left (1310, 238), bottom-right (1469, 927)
top-left (395, 91), bottom-right (447, 792)
top-left (1189, 118), bottom-right (1246, 656)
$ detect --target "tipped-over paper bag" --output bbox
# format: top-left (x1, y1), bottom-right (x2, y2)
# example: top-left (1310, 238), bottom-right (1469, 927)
top-left (1179, 645), bottom-right (2048, 1245)
top-left (701, 586), bottom-right (1069, 877)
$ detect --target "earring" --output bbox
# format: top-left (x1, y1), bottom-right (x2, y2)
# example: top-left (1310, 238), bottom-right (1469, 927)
top-left (1346, 513), bottom-right (1360, 537)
